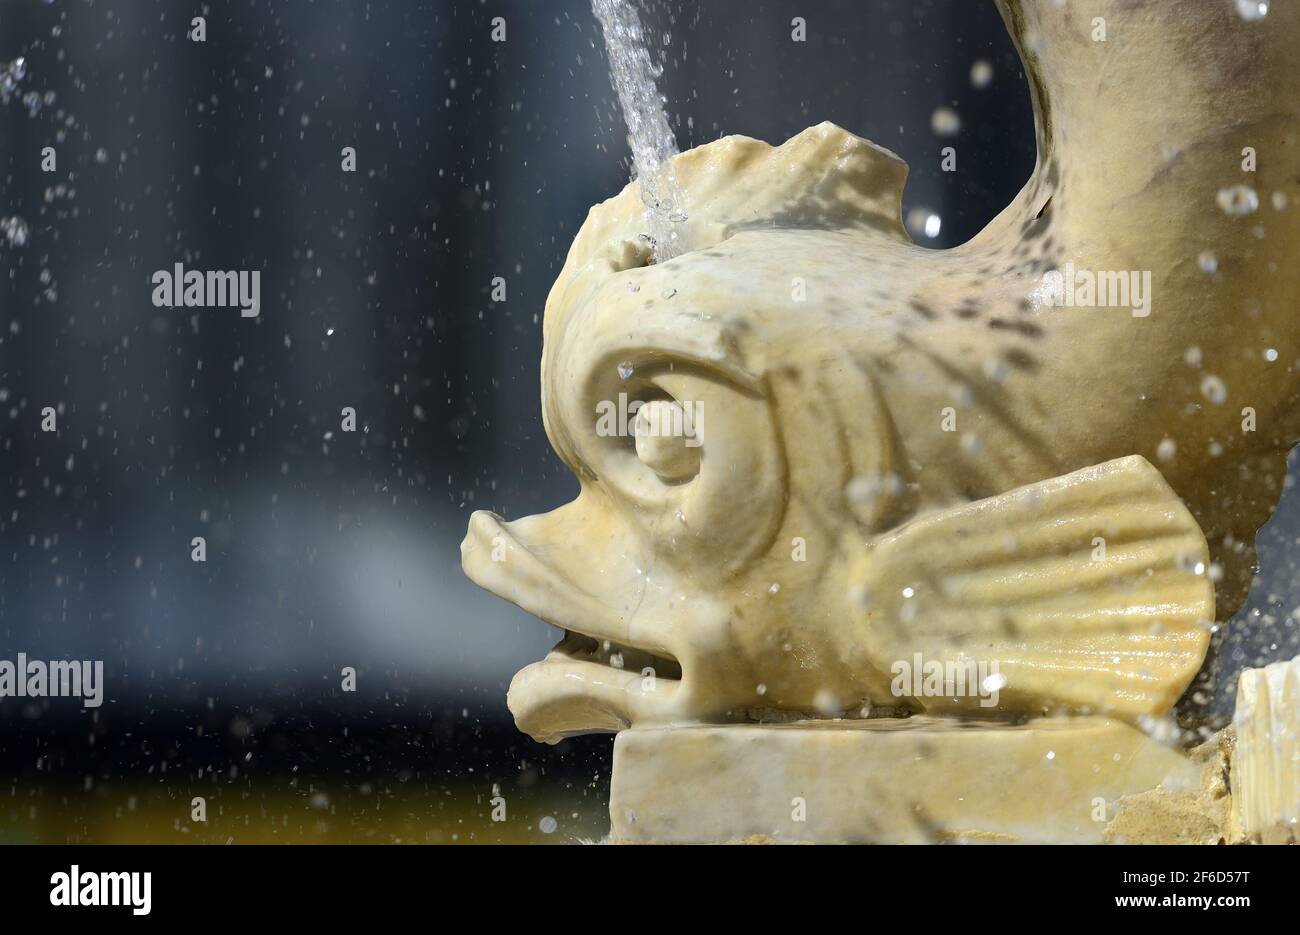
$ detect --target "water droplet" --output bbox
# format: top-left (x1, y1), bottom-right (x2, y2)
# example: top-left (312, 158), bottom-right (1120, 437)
top-left (1235, 0), bottom-right (1269, 21)
top-left (906, 207), bottom-right (942, 239)
top-left (767, 582), bottom-right (780, 595)
top-left (982, 672), bottom-right (1008, 694)
top-left (538, 816), bottom-right (557, 834)
top-left (1197, 251), bottom-right (1218, 274)
top-left (1264, 347), bottom-right (1278, 362)
top-left (930, 106), bottom-right (961, 137)
top-left (1216, 184), bottom-right (1259, 216)
top-left (1200, 374), bottom-right (1227, 404)
top-left (756, 683), bottom-right (767, 696)
top-left (982, 358), bottom-right (1008, 383)
top-left (617, 360), bottom-right (634, 380)
top-left (1157, 438), bottom-right (1177, 462)
top-left (1, 216), bottom-right (29, 247)
top-left (846, 477), bottom-right (874, 508)
top-left (813, 689), bottom-right (841, 716)
top-left (94, 148), bottom-right (108, 164)
top-left (1184, 346), bottom-right (1203, 367)
top-left (970, 59), bottom-right (994, 89)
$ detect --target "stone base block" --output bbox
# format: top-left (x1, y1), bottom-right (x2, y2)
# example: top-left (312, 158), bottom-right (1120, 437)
top-left (1231, 655), bottom-right (1300, 842)
top-left (610, 717), bottom-right (1199, 844)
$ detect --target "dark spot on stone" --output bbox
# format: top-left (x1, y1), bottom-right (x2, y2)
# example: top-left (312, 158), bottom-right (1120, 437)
top-left (989, 318), bottom-right (1045, 339)
top-left (1004, 347), bottom-right (1039, 372)
top-left (1022, 216), bottom-right (1048, 240)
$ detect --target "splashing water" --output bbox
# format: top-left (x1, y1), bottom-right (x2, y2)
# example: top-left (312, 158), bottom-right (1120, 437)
top-left (1235, 0), bottom-right (1269, 21)
top-left (0, 55), bottom-right (27, 103)
top-left (2, 56), bottom-right (35, 248)
top-left (1217, 184), bottom-right (1259, 216)
top-left (1, 215), bottom-right (29, 247)
top-left (592, 0), bottom-right (686, 262)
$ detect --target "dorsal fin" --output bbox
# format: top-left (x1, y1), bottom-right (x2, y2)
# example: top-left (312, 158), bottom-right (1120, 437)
top-left (561, 122), bottom-right (909, 280)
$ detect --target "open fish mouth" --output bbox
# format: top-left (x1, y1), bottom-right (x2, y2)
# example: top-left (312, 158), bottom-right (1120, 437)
top-left (553, 631), bottom-right (682, 681)
top-left (461, 508), bottom-right (685, 742)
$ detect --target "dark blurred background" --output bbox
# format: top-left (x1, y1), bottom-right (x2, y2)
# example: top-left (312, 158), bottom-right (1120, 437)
top-left (0, 0), bottom-right (1292, 843)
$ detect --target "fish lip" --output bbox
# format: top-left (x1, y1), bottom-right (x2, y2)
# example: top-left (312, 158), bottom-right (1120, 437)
top-left (507, 631), bottom-right (684, 743)
top-left (461, 507), bottom-right (683, 682)
top-left (462, 509), bottom-right (687, 741)
top-left (508, 646), bottom-right (686, 744)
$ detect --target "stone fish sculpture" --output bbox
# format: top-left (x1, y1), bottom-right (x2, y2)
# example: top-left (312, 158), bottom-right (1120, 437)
top-left (461, 0), bottom-right (1300, 840)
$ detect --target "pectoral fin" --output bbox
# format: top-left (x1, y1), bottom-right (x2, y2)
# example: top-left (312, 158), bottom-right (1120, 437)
top-left (854, 456), bottom-right (1214, 718)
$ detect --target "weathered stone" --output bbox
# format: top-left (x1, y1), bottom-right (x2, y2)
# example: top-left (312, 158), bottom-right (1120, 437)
top-left (610, 717), bottom-right (1198, 844)
top-left (1230, 655), bottom-right (1300, 843)
top-left (1104, 732), bottom-right (1232, 845)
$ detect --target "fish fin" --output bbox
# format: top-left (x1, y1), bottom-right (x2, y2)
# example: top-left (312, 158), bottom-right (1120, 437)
top-left (854, 455), bottom-right (1214, 718)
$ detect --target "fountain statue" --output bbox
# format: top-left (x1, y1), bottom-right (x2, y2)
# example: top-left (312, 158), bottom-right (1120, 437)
top-left (462, 0), bottom-right (1300, 843)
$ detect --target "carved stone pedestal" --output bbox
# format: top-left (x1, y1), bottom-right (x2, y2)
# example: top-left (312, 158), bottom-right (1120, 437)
top-left (1231, 656), bottom-right (1300, 843)
top-left (609, 717), bottom-right (1200, 844)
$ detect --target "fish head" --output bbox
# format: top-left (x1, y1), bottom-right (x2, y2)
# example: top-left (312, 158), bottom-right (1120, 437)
top-left (462, 126), bottom-right (922, 741)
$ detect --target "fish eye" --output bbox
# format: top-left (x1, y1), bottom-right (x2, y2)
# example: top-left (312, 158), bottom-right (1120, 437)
top-left (632, 398), bottom-right (701, 483)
